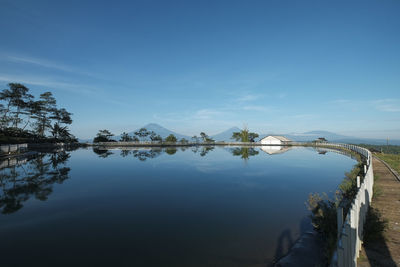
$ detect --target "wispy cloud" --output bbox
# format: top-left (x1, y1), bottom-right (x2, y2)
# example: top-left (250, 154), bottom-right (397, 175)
top-left (330, 98), bottom-right (400, 112)
top-left (277, 93), bottom-right (287, 99)
top-left (331, 99), bottom-right (352, 104)
top-left (286, 114), bottom-right (318, 119)
top-left (0, 74), bottom-right (130, 107)
top-left (6, 55), bottom-right (74, 72)
top-left (1, 53), bottom-right (95, 77)
top-left (194, 109), bottom-right (226, 120)
top-left (242, 105), bottom-right (271, 112)
top-left (236, 93), bottom-right (261, 102)
top-left (0, 74), bottom-right (95, 94)
top-left (372, 99), bottom-right (400, 112)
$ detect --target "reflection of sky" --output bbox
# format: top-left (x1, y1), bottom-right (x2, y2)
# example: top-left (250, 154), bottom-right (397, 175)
top-left (0, 147), bottom-right (357, 266)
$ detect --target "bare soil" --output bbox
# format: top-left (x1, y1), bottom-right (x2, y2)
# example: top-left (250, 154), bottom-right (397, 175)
top-left (358, 157), bottom-right (400, 267)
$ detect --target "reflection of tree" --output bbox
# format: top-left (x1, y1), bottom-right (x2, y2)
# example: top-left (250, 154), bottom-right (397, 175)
top-left (92, 147), bottom-right (113, 158)
top-left (120, 150), bottom-right (131, 157)
top-left (231, 147), bottom-right (259, 161)
top-left (200, 146), bottom-right (214, 157)
top-left (165, 147), bottom-right (177, 155)
top-left (0, 151), bottom-right (71, 214)
top-left (191, 146), bottom-right (215, 157)
top-left (132, 149), bottom-right (162, 161)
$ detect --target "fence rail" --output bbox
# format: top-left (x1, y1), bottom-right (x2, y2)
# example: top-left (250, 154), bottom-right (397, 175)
top-left (318, 143), bottom-right (373, 267)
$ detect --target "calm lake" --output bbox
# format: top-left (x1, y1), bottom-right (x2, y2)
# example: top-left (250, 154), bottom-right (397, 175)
top-left (0, 146), bottom-right (356, 266)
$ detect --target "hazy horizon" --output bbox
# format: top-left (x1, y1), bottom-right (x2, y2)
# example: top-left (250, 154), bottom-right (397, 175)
top-left (1, 1), bottom-right (399, 139)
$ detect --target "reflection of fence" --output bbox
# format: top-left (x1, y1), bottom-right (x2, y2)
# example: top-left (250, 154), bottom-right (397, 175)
top-left (317, 143), bottom-right (373, 267)
top-left (0, 144), bottom-right (28, 156)
top-left (0, 157), bottom-right (28, 169)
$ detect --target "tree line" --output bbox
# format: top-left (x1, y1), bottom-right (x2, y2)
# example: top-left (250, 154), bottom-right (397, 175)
top-left (0, 83), bottom-right (76, 143)
top-left (93, 128), bottom-right (216, 143)
top-left (94, 127), bottom-right (259, 143)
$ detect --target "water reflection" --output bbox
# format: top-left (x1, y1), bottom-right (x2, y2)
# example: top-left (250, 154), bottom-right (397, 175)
top-left (93, 147), bottom-right (114, 158)
top-left (132, 148), bottom-right (162, 161)
top-left (191, 145), bottom-right (215, 156)
top-left (165, 147), bottom-right (177, 155)
top-left (0, 146), bottom-right (357, 267)
top-left (0, 150), bottom-right (71, 214)
top-left (260, 145), bottom-right (292, 155)
top-left (230, 147), bottom-right (259, 161)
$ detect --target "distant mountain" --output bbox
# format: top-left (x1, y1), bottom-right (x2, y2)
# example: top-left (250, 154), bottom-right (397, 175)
top-left (284, 131), bottom-right (350, 142)
top-left (258, 130), bottom-right (400, 145)
top-left (211, 127), bottom-right (241, 141)
top-left (113, 123), bottom-right (191, 141)
top-left (85, 125), bottom-right (400, 145)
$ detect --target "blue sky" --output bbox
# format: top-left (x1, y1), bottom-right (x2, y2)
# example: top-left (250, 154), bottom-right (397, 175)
top-left (1, 0), bottom-right (399, 139)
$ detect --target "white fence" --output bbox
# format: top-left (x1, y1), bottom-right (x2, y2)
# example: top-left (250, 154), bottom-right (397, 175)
top-left (319, 143), bottom-right (373, 267)
top-left (0, 143), bottom-right (28, 155)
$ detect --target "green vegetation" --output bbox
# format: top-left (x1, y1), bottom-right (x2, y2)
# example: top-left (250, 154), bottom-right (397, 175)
top-left (200, 132), bottom-right (214, 142)
top-left (375, 153), bottom-right (400, 174)
top-left (231, 127), bottom-right (259, 142)
top-left (165, 134), bottom-right (177, 143)
top-left (307, 155), bottom-right (364, 261)
top-left (93, 129), bottom-right (115, 143)
top-left (358, 144), bottom-right (400, 154)
top-left (0, 83), bottom-right (76, 143)
top-left (231, 147), bottom-right (259, 161)
top-left (149, 131), bottom-right (162, 142)
top-left (134, 128), bottom-right (151, 141)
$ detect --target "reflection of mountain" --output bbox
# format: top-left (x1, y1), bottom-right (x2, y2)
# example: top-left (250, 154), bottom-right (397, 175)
top-left (0, 151), bottom-right (71, 214)
top-left (261, 146), bottom-right (292, 155)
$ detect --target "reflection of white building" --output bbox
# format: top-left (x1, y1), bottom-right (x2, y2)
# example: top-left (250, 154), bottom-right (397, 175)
top-left (261, 146), bottom-right (292, 155)
top-left (260, 135), bottom-right (292, 145)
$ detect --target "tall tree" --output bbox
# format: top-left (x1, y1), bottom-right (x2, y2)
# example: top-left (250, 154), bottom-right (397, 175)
top-left (120, 132), bottom-right (132, 142)
top-left (149, 131), bottom-right (162, 142)
top-left (134, 128), bottom-right (150, 141)
top-left (231, 127), bottom-right (259, 142)
top-left (0, 83), bottom-right (33, 129)
top-left (50, 108), bottom-right (73, 140)
top-left (165, 134), bottom-right (177, 142)
top-left (32, 92), bottom-right (57, 137)
top-left (200, 132), bottom-right (214, 142)
top-left (93, 129), bottom-right (114, 143)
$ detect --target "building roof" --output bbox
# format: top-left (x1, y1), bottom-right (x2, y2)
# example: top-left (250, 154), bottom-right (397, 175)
top-left (261, 135), bottom-right (292, 142)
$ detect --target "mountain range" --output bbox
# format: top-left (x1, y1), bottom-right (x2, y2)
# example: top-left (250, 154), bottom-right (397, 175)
top-left (82, 123), bottom-right (400, 145)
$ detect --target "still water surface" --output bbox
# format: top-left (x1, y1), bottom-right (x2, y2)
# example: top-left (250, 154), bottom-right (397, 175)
top-left (0, 146), bottom-right (356, 266)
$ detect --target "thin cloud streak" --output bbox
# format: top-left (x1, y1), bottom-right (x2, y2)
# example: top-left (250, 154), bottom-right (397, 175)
top-left (1, 53), bottom-right (96, 78)
top-left (0, 74), bottom-right (130, 107)
top-left (372, 99), bottom-right (400, 112)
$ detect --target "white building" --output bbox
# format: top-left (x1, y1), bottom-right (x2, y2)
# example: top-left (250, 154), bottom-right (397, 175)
top-left (260, 135), bottom-right (292, 145)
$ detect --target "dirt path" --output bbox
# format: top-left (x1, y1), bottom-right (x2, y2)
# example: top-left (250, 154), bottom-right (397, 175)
top-left (358, 157), bottom-right (400, 267)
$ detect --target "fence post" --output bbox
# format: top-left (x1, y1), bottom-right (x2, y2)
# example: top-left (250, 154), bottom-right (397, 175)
top-left (337, 206), bottom-right (343, 241)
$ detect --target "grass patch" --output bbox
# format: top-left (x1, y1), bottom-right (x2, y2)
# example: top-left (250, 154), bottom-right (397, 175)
top-left (375, 153), bottom-right (400, 174)
top-left (358, 144), bottom-right (400, 154)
